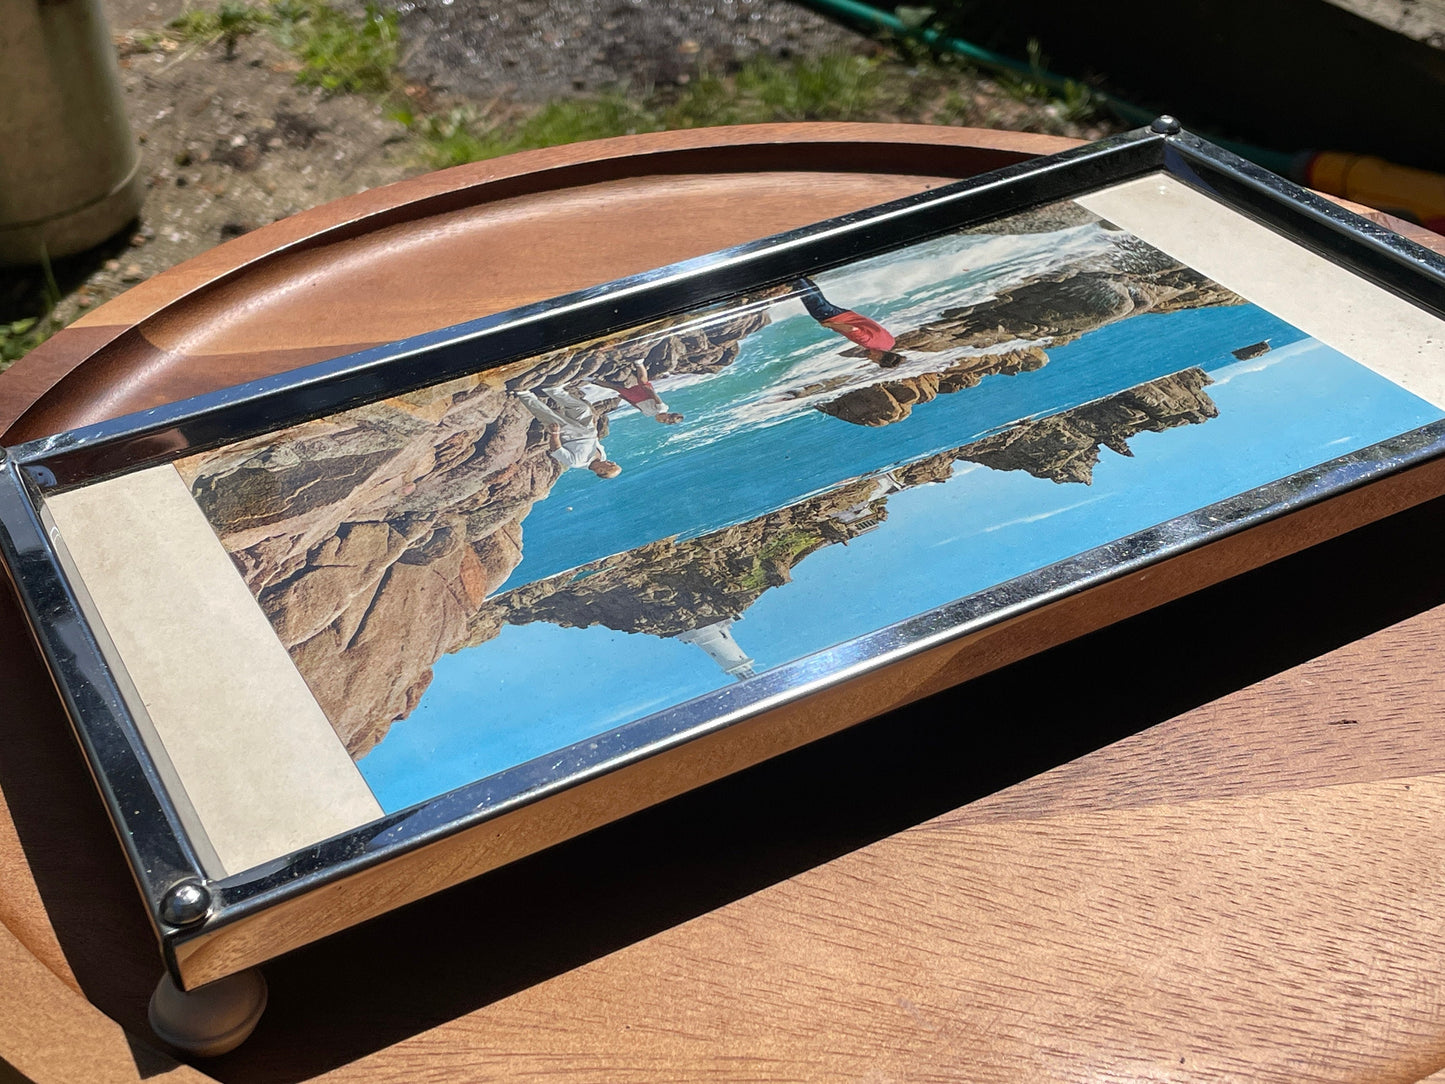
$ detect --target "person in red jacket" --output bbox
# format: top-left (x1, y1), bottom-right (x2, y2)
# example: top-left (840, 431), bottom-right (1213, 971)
top-left (589, 361), bottom-right (684, 424)
top-left (794, 276), bottom-right (907, 368)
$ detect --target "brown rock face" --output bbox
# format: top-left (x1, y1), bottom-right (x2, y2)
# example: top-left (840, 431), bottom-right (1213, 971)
top-left (815, 251), bottom-right (1239, 429)
top-left (817, 347), bottom-right (1048, 426)
top-left (176, 373), bottom-right (564, 757)
top-left (174, 293), bottom-right (783, 758)
top-left (172, 261), bottom-right (1220, 759)
top-left (961, 200), bottom-right (1104, 236)
top-left (958, 368), bottom-right (1218, 484)
top-left (504, 284), bottom-right (789, 393)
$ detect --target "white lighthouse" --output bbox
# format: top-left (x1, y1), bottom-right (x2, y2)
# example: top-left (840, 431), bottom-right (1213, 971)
top-left (677, 618), bottom-right (755, 681)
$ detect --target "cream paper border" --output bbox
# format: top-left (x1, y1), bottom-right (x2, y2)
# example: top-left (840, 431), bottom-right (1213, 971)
top-left (1078, 174), bottom-right (1445, 409)
top-left (45, 464), bottom-right (382, 876)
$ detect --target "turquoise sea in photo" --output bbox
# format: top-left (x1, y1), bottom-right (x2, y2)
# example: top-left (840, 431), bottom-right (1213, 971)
top-left (358, 316), bottom-right (1445, 813)
top-left (494, 301), bottom-right (1306, 593)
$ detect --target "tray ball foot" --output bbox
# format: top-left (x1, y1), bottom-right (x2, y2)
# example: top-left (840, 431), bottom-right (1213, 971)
top-left (148, 968), bottom-right (268, 1056)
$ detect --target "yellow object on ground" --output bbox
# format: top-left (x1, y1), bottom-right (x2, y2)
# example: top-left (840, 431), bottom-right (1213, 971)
top-left (1305, 152), bottom-right (1445, 234)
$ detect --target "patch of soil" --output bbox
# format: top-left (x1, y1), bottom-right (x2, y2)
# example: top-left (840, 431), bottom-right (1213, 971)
top-left (112, 33), bottom-right (414, 269)
top-left (3, 30), bottom-right (418, 338)
top-left (394, 0), bottom-right (862, 100)
top-left (106, 0), bottom-right (189, 28)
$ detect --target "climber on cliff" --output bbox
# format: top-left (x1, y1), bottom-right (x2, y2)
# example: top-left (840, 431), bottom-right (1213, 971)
top-left (517, 387), bottom-right (623, 479)
top-left (589, 360), bottom-right (684, 424)
top-left (794, 276), bottom-right (907, 369)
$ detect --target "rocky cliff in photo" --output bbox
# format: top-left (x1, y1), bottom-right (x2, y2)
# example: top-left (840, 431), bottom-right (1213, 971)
top-left (955, 367), bottom-right (1218, 484)
top-left (813, 254), bottom-right (1239, 427)
top-left (177, 375), bottom-right (560, 757)
top-left (816, 346), bottom-right (1048, 427)
top-left (505, 284), bottom-right (791, 393)
top-left (892, 263), bottom-right (1242, 355)
top-left (474, 476), bottom-right (891, 643)
top-left (175, 267), bottom-right (1221, 761)
top-left (175, 294), bottom-right (784, 757)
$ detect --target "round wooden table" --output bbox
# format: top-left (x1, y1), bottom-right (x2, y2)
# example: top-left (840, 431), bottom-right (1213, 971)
top-left (4, 124), bottom-right (1445, 1083)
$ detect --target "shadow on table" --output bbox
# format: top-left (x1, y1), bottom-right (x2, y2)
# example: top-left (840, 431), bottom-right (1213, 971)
top-left (179, 493), bottom-right (1445, 1081)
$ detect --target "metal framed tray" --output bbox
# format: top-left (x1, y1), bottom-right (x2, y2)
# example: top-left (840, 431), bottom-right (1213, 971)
top-left (3, 119), bottom-right (1444, 997)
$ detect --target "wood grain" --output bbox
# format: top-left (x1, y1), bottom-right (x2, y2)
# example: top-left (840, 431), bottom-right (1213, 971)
top-left (312, 773), bottom-right (1445, 1083)
top-left (0, 922), bottom-right (203, 1084)
top-left (208, 560), bottom-right (1445, 1084)
top-left (3, 123), bottom-right (1445, 1083)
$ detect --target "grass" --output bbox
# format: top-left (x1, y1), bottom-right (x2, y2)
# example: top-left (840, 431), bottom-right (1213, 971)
top-left (0, 318), bottom-right (53, 370)
top-left (166, 2), bottom-right (1095, 167)
top-left (407, 41), bottom-right (1107, 171)
top-left (995, 40), bottom-right (1095, 122)
top-left (410, 53), bottom-right (889, 170)
top-left (0, 251), bottom-right (61, 373)
top-left (737, 528), bottom-right (821, 591)
top-left (758, 528), bottom-right (821, 564)
top-left (170, 0), bottom-right (399, 93)
top-left (722, 53), bottom-right (883, 122)
top-left (170, 2), bottom-right (272, 58)
top-left (273, 2), bottom-right (400, 95)
top-left (412, 97), bottom-right (662, 168)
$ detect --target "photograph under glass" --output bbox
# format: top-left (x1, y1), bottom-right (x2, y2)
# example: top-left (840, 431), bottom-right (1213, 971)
top-left (163, 193), bottom-right (1445, 816)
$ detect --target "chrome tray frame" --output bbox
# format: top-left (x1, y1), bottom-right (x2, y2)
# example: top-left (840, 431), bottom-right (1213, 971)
top-left (3, 120), bottom-right (1444, 987)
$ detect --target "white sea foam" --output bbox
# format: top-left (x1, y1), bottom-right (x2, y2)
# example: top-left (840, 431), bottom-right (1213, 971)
top-left (812, 222), bottom-right (1114, 310)
top-left (703, 225), bottom-right (1122, 431)
top-left (628, 223), bottom-right (1128, 451)
top-left (721, 336), bottom-right (1051, 430)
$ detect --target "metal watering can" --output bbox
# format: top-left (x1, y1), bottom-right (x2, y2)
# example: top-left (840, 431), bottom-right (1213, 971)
top-left (0, 0), bottom-right (144, 264)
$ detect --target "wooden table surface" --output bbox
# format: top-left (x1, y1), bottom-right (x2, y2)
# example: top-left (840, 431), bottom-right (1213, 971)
top-left (3, 123), bottom-right (1445, 1084)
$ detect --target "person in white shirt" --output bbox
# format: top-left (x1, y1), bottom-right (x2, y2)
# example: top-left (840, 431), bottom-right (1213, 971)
top-left (517, 387), bottom-right (622, 479)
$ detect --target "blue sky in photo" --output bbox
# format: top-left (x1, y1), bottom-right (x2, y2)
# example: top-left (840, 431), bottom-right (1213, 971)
top-left (357, 333), bottom-right (1445, 813)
